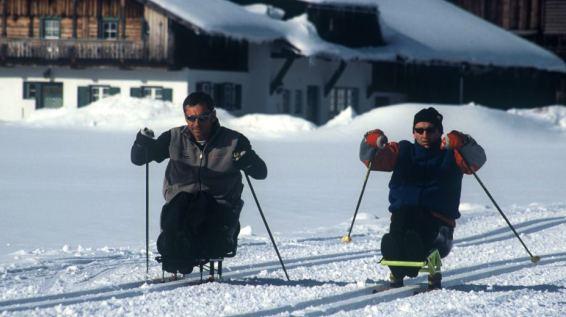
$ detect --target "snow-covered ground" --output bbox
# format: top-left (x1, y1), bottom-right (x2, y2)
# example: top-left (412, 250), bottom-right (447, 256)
top-left (1, 97), bottom-right (565, 316)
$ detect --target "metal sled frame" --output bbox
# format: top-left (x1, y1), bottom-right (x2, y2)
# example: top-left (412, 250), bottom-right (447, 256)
top-left (380, 249), bottom-right (442, 276)
top-left (159, 258), bottom-right (225, 283)
top-left (198, 258), bottom-right (224, 282)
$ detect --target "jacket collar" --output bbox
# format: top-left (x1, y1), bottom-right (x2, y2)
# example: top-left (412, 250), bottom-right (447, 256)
top-left (414, 138), bottom-right (442, 156)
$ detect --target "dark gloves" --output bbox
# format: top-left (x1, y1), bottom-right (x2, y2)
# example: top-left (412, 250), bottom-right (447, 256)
top-left (232, 150), bottom-right (252, 171)
top-left (135, 127), bottom-right (155, 147)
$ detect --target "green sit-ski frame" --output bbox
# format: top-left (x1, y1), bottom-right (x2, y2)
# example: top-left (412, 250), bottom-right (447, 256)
top-left (380, 249), bottom-right (442, 276)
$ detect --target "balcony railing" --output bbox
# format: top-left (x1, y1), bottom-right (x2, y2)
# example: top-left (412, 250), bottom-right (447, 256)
top-left (0, 38), bottom-right (168, 64)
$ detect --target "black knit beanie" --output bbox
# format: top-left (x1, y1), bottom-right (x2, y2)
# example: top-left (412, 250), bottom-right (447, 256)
top-left (413, 107), bottom-right (443, 134)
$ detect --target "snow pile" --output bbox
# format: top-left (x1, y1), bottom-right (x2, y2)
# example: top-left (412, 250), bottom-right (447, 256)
top-left (322, 107), bottom-right (357, 128)
top-left (14, 96), bottom-right (318, 136)
top-left (20, 96), bottom-right (185, 131)
top-left (508, 106), bottom-right (566, 131)
top-left (225, 113), bottom-right (316, 135)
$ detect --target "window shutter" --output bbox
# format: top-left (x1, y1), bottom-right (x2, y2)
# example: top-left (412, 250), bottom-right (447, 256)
top-left (98, 19), bottom-right (103, 39)
top-left (235, 84), bottom-right (242, 110)
top-left (162, 88), bottom-right (173, 101)
top-left (130, 87), bottom-right (142, 98)
top-left (78, 86), bottom-right (90, 108)
top-left (23, 82), bottom-right (29, 98)
top-left (213, 83), bottom-right (224, 108)
top-left (109, 87), bottom-right (121, 96)
top-left (39, 17), bottom-right (45, 38)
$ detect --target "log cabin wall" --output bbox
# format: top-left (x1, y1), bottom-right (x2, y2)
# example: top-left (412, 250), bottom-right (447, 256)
top-left (1, 0), bottom-right (144, 41)
top-left (143, 6), bottom-right (168, 62)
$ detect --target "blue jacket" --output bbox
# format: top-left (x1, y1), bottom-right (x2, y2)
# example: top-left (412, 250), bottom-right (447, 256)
top-left (389, 140), bottom-right (463, 219)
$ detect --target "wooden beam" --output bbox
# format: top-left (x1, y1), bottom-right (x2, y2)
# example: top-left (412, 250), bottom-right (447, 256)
top-left (2, 0), bottom-right (7, 37)
top-left (121, 0), bottom-right (126, 39)
top-left (324, 60), bottom-right (347, 97)
top-left (270, 57), bottom-right (296, 95)
top-left (73, 0), bottom-right (77, 38)
top-left (28, 0), bottom-right (33, 37)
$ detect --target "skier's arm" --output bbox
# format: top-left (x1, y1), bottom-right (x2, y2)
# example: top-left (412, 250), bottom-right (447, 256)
top-left (130, 130), bottom-right (171, 166)
top-left (359, 130), bottom-right (399, 172)
top-left (441, 131), bottom-right (486, 174)
top-left (232, 135), bottom-right (267, 180)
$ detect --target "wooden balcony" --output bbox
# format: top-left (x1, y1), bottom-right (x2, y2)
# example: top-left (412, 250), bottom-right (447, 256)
top-left (0, 38), bottom-right (170, 66)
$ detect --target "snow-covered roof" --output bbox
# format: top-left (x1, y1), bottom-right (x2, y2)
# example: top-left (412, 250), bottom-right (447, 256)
top-left (147, 0), bottom-right (566, 73)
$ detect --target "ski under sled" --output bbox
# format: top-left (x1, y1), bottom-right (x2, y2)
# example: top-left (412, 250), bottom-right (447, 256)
top-left (155, 256), bottom-right (225, 283)
top-left (380, 249), bottom-right (442, 289)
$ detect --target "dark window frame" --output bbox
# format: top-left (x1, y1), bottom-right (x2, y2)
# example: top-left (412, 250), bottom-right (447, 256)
top-left (40, 16), bottom-right (62, 39)
top-left (100, 18), bottom-right (119, 41)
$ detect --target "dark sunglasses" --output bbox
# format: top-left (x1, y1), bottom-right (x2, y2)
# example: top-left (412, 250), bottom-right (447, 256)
top-left (414, 127), bottom-right (437, 134)
top-left (186, 111), bottom-right (214, 123)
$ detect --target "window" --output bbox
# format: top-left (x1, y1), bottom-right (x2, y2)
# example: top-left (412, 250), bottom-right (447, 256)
top-left (329, 87), bottom-right (358, 114)
top-left (196, 82), bottom-right (242, 111)
top-left (23, 82), bottom-right (40, 99)
top-left (41, 19), bottom-right (61, 39)
top-left (102, 21), bottom-right (118, 40)
top-left (294, 90), bottom-right (303, 114)
top-left (78, 86), bottom-right (120, 107)
top-left (91, 86), bottom-right (110, 102)
top-left (142, 87), bottom-right (163, 100)
top-left (130, 86), bottom-right (172, 101)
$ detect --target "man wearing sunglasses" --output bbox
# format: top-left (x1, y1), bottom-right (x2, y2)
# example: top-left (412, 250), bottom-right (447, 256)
top-left (359, 107), bottom-right (486, 288)
top-left (131, 92), bottom-right (267, 274)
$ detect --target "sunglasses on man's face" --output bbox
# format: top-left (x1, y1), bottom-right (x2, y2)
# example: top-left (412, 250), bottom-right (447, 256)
top-left (186, 112), bottom-right (214, 123)
top-left (414, 127), bottom-right (437, 135)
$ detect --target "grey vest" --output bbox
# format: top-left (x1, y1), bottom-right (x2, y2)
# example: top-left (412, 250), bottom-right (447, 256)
top-left (163, 125), bottom-right (243, 208)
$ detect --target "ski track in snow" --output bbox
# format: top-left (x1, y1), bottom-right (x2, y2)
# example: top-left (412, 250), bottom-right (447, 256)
top-left (1, 205), bottom-right (565, 316)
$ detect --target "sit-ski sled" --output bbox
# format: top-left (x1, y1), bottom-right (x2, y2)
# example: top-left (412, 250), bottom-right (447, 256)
top-left (155, 256), bottom-right (226, 283)
top-left (380, 249), bottom-right (442, 289)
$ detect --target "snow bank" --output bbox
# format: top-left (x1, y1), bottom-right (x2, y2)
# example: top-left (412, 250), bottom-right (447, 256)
top-left (13, 96), bottom-right (316, 136)
top-left (507, 106), bottom-right (566, 131)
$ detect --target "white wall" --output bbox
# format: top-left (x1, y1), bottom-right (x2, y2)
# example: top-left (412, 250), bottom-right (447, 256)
top-left (0, 67), bottom-right (41, 121)
top-left (0, 67), bottom-right (190, 121)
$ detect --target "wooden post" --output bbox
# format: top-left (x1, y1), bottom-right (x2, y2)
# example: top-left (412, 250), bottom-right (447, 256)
top-left (502, 0), bottom-right (511, 29)
top-left (121, 0), bottom-right (125, 40)
top-left (72, 0), bottom-right (77, 39)
top-left (2, 0), bottom-right (7, 38)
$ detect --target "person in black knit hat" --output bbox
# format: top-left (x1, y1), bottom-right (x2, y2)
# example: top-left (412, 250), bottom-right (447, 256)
top-left (358, 107), bottom-right (486, 288)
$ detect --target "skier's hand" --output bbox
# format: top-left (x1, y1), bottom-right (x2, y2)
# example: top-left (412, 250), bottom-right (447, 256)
top-left (441, 130), bottom-right (469, 150)
top-left (364, 129), bottom-right (388, 149)
top-left (136, 127), bottom-right (155, 147)
top-left (232, 150), bottom-right (251, 171)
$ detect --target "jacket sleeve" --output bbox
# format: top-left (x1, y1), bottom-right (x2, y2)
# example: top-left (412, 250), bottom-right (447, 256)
top-left (234, 135), bottom-right (267, 180)
top-left (359, 137), bottom-right (400, 172)
top-left (130, 130), bottom-right (171, 166)
top-left (454, 135), bottom-right (486, 174)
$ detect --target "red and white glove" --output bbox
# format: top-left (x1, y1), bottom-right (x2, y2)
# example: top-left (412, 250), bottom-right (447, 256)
top-left (365, 129), bottom-right (388, 149)
top-left (441, 130), bottom-right (469, 150)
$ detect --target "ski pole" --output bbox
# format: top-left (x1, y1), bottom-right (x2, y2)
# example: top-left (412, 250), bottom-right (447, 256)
top-left (342, 148), bottom-right (377, 243)
top-left (460, 154), bottom-right (540, 263)
top-left (145, 148), bottom-right (150, 274)
top-left (244, 173), bottom-right (291, 281)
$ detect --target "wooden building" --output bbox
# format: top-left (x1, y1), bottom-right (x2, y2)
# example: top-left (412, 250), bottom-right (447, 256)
top-left (448, 0), bottom-right (566, 103)
top-left (0, 0), bottom-right (564, 122)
